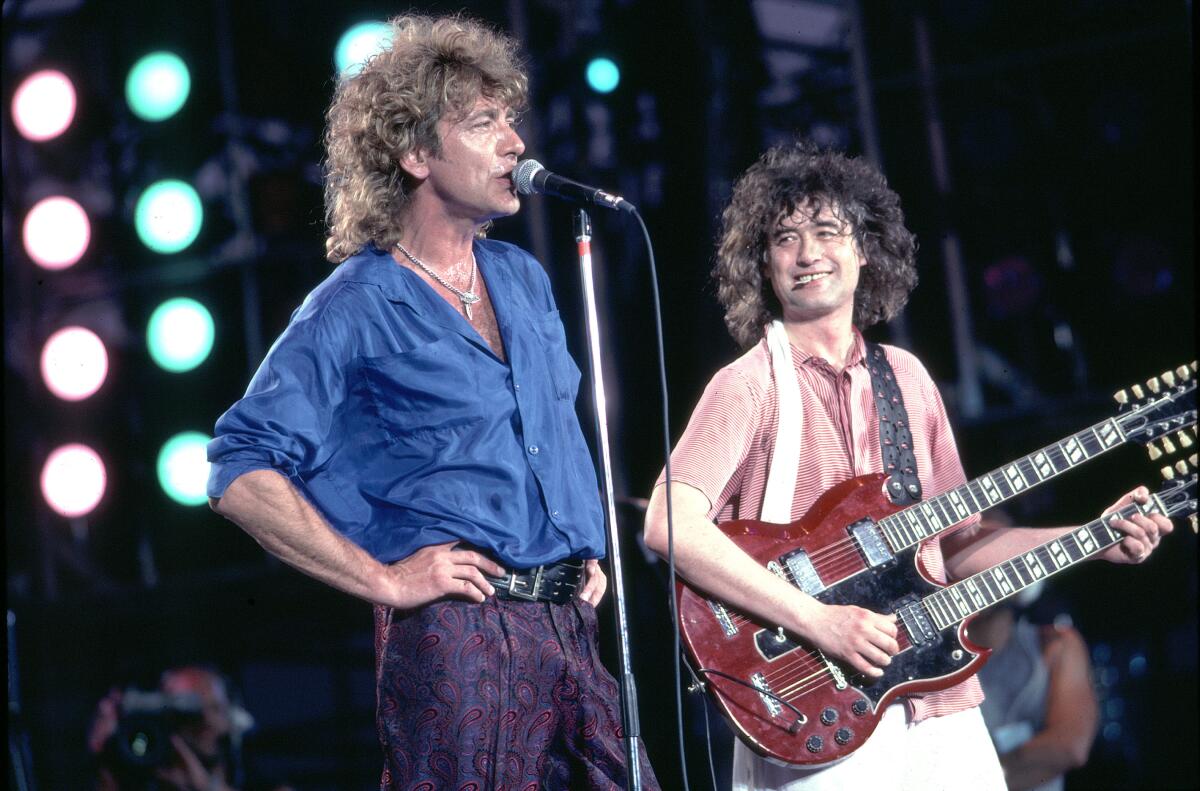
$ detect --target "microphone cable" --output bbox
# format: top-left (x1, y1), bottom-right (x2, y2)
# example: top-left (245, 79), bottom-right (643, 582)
top-left (629, 207), bottom-right (702, 791)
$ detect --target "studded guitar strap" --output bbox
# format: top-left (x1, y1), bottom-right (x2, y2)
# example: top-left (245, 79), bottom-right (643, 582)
top-left (866, 343), bottom-right (923, 506)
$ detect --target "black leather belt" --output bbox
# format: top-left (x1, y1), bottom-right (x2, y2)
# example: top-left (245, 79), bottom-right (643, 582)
top-left (485, 560), bottom-right (584, 604)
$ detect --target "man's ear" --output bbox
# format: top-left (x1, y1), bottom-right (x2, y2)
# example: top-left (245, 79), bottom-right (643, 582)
top-left (399, 146), bottom-right (432, 181)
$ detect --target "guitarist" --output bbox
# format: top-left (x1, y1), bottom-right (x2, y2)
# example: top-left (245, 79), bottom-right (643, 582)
top-left (642, 138), bottom-right (1172, 790)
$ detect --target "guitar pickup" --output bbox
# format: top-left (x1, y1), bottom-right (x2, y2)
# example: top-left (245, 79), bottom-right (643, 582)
top-left (780, 549), bottom-right (825, 595)
top-left (895, 598), bottom-right (937, 647)
top-left (850, 519), bottom-right (894, 568)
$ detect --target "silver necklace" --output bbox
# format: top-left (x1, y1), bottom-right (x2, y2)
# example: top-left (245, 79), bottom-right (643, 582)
top-left (395, 241), bottom-right (481, 319)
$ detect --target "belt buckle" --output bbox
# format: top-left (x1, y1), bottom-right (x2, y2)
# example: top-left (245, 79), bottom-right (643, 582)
top-left (506, 566), bottom-right (544, 602)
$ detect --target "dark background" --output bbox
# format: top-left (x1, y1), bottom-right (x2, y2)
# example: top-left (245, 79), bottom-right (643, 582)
top-left (4, 0), bottom-right (1194, 789)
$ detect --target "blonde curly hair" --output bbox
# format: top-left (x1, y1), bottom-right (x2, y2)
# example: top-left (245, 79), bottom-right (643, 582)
top-left (714, 139), bottom-right (918, 349)
top-left (322, 14), bottom-right (528, 263)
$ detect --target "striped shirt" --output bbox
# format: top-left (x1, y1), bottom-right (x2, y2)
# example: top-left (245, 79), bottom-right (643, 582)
top-left (663, 329), bottom-right (983, 720)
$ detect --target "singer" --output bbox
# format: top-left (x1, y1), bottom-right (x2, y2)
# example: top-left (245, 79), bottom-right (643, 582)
top-left (205, 14), bottom-right (658, 790)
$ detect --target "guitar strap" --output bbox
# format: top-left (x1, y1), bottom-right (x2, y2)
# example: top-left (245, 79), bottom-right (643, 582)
top-left (761, 325), bottom-right (921, 523)
top-left (866, 342), bottom-right (923, 506)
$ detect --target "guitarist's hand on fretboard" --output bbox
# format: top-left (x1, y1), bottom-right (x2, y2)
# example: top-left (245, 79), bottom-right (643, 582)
top-left (1096, 486), bottom-right (1174, 564)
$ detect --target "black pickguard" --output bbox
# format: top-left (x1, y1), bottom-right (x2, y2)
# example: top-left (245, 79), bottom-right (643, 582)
top-left (752, 545), bottom-right (974, 707)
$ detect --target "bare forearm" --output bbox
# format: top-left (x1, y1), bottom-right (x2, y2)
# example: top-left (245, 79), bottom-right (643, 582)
top-left (943, 523), bottom-right (1074, 581)
top-left (1000, 732), bottom-right (1089, 791)
top-left (210, 469), bottom-right (393, 606)
top-left (643, 483), bottom-right (818, 636)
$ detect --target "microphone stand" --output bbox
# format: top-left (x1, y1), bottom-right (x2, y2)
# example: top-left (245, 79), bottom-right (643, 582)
top-left (573, 208), bottom-right (642, 791)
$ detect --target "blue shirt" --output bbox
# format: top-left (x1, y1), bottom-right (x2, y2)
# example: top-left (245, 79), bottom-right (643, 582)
top-left (207, 239), bottom-right (606, 567)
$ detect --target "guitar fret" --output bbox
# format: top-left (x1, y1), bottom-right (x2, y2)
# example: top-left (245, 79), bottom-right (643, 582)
top-left (991, 473), bottom-right (1016, 500)
top-left (963, 578), bottom-right (988, 609)
top-left (1094, 418), bottom-right (1124, 447)
top-left (1002, 464), bottom-right (1029, 493)
top-left (989, 566), bottom-right (1015, 598)
top-left (919, 503), bottom-right (943, 533)
top-left (977, 477), bottom-right (1003, 506)
top-left (906, 509), bottom-right (927, 541)
top-left (947, 587), bottom-right (971, 618)
top-left (1060, 435), bottom-right (1088, 465)
top-left (1016, 456), bottom-right (1041, 485)
top-left (1043, 444), bottom-right (1070, 473)
top-left (946, 490), bottom-right (970, 521)
top-left (1030, 451), bottom-right (1056, 479)
top-left (883, 516), bottom-right (910, 549)
top-left (960, 482), bottom-right (986, 513)
top-left (929, 497), bottom-right (953, 529)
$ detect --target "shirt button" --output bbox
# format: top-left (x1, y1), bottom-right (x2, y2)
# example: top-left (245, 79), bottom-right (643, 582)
top-left (551, 510), bottom-right (560, 518)
top-left (514, 383), bottom-right (521, 390)
top-left (528, 445), bottom-right (539, 455)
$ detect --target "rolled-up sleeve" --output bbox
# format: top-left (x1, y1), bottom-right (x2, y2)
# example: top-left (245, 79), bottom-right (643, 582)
top-left (207, 303), bottom-right (353, 498)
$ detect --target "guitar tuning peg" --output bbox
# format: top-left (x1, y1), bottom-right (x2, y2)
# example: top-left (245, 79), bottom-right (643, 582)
top-left (1131, 384), bottom-right (1145, 400)
top-left (1191, 361), bottom-right (1198, 374)
top-left (1161, 370), bottom-right (1176, 388)
top-left (1162, 436), bottom-right (1177, 455)
top-left (1161, 464), bottom-right (1176, 480)
top-left (1178, 431), bottom-right (1194, 449)
top-left (1147, 442), bottom-right (1163, 460)
top-left (1191, 453), bottom-right (1198, 468)
top-left (1176, 460), bottom-right (1189, 475)
top-left (1178, 365), bottom-right (1192, 380)
top-left (1190, 514), bottom-right (1197, 534)
top-left (1113, 389), bottom-right (1129, 405)
top-left (1146, 377), bottom-right (1161, 394)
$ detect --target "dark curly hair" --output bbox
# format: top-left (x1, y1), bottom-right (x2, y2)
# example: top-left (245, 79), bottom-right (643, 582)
top-left (322, 14), bottom-right (528, 263)
top-left (713, 139), bottom-right (918, 348)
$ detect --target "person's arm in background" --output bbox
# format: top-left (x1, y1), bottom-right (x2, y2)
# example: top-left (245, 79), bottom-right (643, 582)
top-left (999, 625), bottom-right (1099, 791)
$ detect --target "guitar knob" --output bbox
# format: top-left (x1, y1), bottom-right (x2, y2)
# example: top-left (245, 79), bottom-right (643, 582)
top-left (834, 728), bottom-right (853, 745)
top-left (820, 707), bottom-right (838, 725)
top-left (805, 735), bottom-right (824, 753)
top-left (851, 698), bottom-right (869, 716)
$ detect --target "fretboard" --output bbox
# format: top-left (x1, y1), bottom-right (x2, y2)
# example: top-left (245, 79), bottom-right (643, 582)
top-left (878, 417), bottom-right (1126, 552)
top-left (922, 499), bottom-right (1151, 629)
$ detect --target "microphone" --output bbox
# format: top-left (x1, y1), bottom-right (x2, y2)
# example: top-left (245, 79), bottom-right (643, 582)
top-left (513, 159), bottom-right (635, 214)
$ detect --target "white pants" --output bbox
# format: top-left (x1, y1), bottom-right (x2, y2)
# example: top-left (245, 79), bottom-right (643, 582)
top-left (731, 703), bottom-right (1006, 791)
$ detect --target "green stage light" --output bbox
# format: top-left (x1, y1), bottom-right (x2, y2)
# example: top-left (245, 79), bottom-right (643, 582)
top-left (147, 297), bottom-right (214, 372)
top-left (586, 57), bottom-right (620, 93)
top-left (126, 51), bottom-right (191, 122)
top-left (157, 431), bottom-right (211, 506)
top-left (335, 21), bottom-right (391, 76)
top-left (135, 179), bottom-right (202, 254)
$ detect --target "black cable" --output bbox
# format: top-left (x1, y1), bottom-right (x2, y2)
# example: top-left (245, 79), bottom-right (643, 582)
top-left (681, 654), bottom-right (720, 791)
top-left (631, 209), bottom-right (689, 791)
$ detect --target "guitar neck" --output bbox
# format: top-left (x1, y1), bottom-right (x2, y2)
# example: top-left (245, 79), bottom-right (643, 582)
top-left (878, 417), bottom-right (1127, 552)
top-left (922, 496), bottom-right (1163, 630)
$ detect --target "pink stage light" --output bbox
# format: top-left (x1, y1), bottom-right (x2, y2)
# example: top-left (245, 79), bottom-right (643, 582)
top-left (23, 196), bottom-right (91, 270)
top-left (40, 443), bottom-right (107, 518)
top-left (12, 69), bottom-right (77, 142)
top-left (40, 326), bottom-right (109, 401)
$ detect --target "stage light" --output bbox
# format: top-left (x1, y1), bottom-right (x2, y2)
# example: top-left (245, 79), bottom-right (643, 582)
top-left (335, 21), bottom-right (391, 76)
top-left (22, 196), bottom-right (91, 270)
top-left (585, 57), bottom-right (620, 94)
top-left (134, 179), bottom-right (202, 254)
top-left (12, 69), bottom-right (77, 141)
top-left (125, 51), bottom-right (191, 122)
top-left (40, 443), bottom-right (107, 518)
top-left (156, 431), bottom-right (211, 506)
top-left (41, 326), bottom-right (108, 401)
top-left (146, 297), bottom-right (214, 373)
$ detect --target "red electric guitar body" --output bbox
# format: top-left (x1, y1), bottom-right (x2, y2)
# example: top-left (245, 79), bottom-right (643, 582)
top-left (675, 365), bottom-right (1196, 766)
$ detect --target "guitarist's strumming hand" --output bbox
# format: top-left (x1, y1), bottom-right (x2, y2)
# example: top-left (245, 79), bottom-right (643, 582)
top-left (1097, 486), bottom-right (1175, 565)
top-left (797, 602), bottom-right (899, 677)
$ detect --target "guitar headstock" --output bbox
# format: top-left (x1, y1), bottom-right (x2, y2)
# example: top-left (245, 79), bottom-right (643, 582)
top-left (1113, 361), bottom-right (1198, 449)
top-left (1154, 449), bottom-right (1198, 534)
